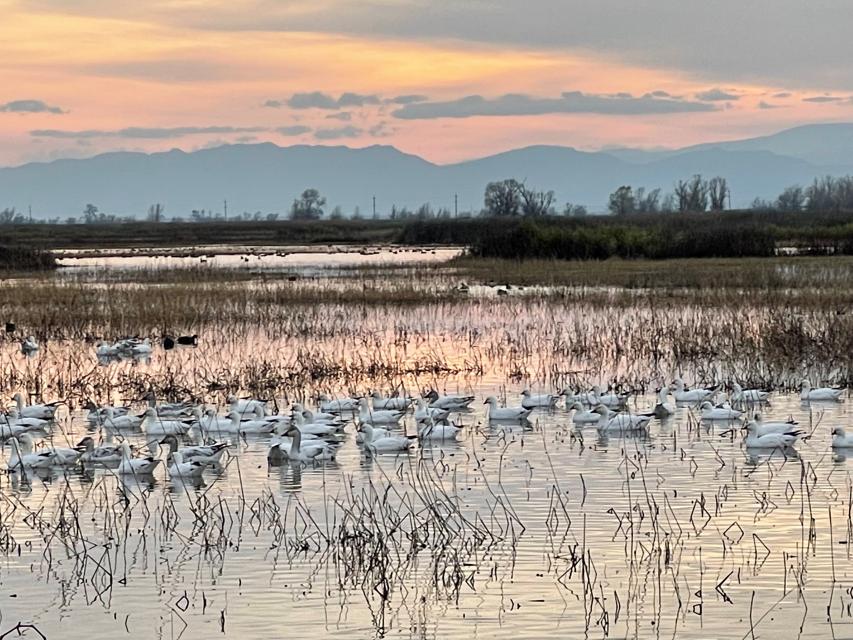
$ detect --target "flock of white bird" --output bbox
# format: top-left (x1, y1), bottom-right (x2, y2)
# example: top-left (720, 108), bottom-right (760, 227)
top-left (0, 377), bottom-right (848, 479)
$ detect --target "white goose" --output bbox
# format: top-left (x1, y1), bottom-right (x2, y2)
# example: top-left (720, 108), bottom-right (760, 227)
top-left (520, 389), bottom-right (560, 409)
top-left (228, 395), bottom-right (268, 417)
top-left (76, 436), bottom-right (123, 465)
top-left (44, 438), bottom-right (82, 466)
top-left (117, 442), bottom-right (160, 475)
top-left (86, 403), bottom-right (130, 425)
top-left (270, 426), bottom-right (336, 463)
top-left (648, 388), bottom-right (675, 418)
top-left (567, 402), bottom-right (608, 425)
top-left (731, 382), bottom-right (770, 404)
top-left (21, 336), bottom-right (39, 354)
top-left (102, 407), bottom-right (143, 430)
top-left (745, 422), bottom-right (799, 449)
top-left (358, 397), bottom-right (404, 425)
top-left (7, 435), bottom-right (54, 471)
top-left (167, 451), bottom-right (207, 478)
top-left (361, 424), bottom-right (413, 452)
top-left (747, 413), bottom-right (799, 436)
top-left (95, 342), bottom-right (118, 358)
top-left (12, 393), bottom-right (59, 420)
top-left (593, 405), bottom-right (651, 433)
top-left (225, 411), bottom-right (277, 435)
top-left (800, 380), bottom-right (843, 402)
top-left (146, 394), bottom-right (193, 418)
top-left (699, 401), bottom-right (743, 421)
top-left (417, 420), bottom-right (461, 441)
top-left (141, 408), bottom-right (189, 436)
top-left (484, 397), bottom-right (532, 422)
top-left (293, 403), bottom-right (336, 423)
top-left (291, 411), bottom-right (342, 437)
top-left (2, 409), bottom-right (49, 431)
top-left (159, 433), bottom-right (228, 466)
top-left (414, 399), bottom-right (450, 423)
top-left (425, 390), bottom-right (475, 411)
top-left (831, 427), bottom-right (853, 448)
top-left (318, 394), bottom-right (359, 414)
top-left (370, 391), bottom-right (411, 412)
top-left (671, 379), bottom-right (715, 404)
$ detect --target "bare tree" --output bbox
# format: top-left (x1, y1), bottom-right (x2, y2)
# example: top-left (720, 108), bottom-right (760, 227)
top-left (708, 177), bottom-right (728, 211)
top-left (776, 185), bottom-right (805, 212)
top-left (608, 185), bottom-right (635, 215)
top-left (147, 203), bottom-right (165, 223)
top-left (484, 179), bottom-right (523, 216)
top-left (520, 186), bottom-right (555, 216)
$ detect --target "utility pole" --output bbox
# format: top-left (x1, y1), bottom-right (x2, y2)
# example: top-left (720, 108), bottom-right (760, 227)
top-left (372, 195), bottom-right (376, 219)
top-left (223, 199), bottom-right (228, 221)
top-left (454, 193), bottom-right (458, 218)
top-left (28, 205), bottom-right (32, 223)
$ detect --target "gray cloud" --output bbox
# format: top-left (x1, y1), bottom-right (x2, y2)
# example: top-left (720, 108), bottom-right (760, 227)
top-left (695, 88), bottom-right (739, 101)
top-left (392, 91), bottom-right (717, 119)
top-left (758, 101), bottom-right (780, 109)
top-left (369, 121), bottom-right (394, 137)
top-left (277, 125), bottom-right (312, 136)
top-left (0, 99), bottom-right (65, 114)
top-left (283, 92), bottom-right (380, 110)
top-left (314, 126), bottom-right (363, 140)
top-left (773, 92), bottom-right (792, 98)
top-left (803, 95), bottom-right (845, 103)
top-left (325, 112), bottom-right (352, 121)
top-left (30, 125), bottom-right (266, 139)
top-left (387, 94), bottom-right (429, 105)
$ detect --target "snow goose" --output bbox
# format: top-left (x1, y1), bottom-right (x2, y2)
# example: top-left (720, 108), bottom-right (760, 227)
top-left (228, 395), bottom-right (268, 417)
top-left (745, 422), bottom-right (800, 449)
top-left (520, 389), bottom-right (560, 410)
top-left (291, 411), bottom-right (343, 437)
top-left (414, 399), bottom-right (450, 423)
top-left (800, 379), bottom-right (843, 402)
top-left (7, 435), bottom-right (54, 471)
top-left (21, 336), bottom-right (39, 354)
top-left (361, 424), bottom-right (413, 452)
top-left (269, 426), bottom-right (336, 463)
top-left (746, 413), bottom-right (799, 436)
top-left (167, 451), bottom-right (207, 478)
top-left (370, 391), bottom-right (412, 412)
top-left (831, 427), bottom-right (853, 448)
top-left (417, 419), bottom-right (461, 441)
top-left (671, 379), bottom-right (715, 404)
top-left (567, 402), bottom-right (607, 425)
top-left (75, 436), bottom-right (123, 465)
top-left (2, 409), bottom-right (50, 431)
top-left (699, 401), bottom-right (743, 421)
top-left (358, 397), bottom-right (404, 425)
top-left (12, 393), bottom-right (59, 420)
top-left (731, 382), bottom-right (770, 404)
top-left (141, 408), bottom-right (189, 436)
top-left (425, 390), bottom-right (474, 411)
top-left (484, 396), bottom-right (532, 422)
top-left (593, 405), bottom-right (651, 433)
top-left (159, 433), bottom-right (228, 466)
top-left (318, 394), bottom-right (359, 414)
top-left (117, 442), bottom-right (160, 475)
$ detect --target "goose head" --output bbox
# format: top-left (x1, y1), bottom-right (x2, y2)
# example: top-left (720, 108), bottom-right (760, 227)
top-left (75, 436), bottom-right (95, 451)
top-left (699, 401), bottom-right (713, 411)
top-left (591, 404), bottom-right (610, 416)
top-left (800, 379), bottom-right (811, 390)
top-left (357, 397), bottom-right (370, 410)
top-left (521, 389), bottom-right (531, 397)
top-left (142, 408), bottom-right (157, 419)
top-left (832, 427), bottom-right (845, 437)
top-left (425, 390), bottom-right (439, 402)
top-left (568, 402), bottom-right (584, 412)
top-left (483, 396), bottom-right (498, 407)
top-left (226, 411), bottom-right (242, 425)
top-left (159, 434), bottom-right (179, 454)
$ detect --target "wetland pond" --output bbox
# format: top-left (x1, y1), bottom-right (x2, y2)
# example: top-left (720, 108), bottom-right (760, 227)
top-left (0, 248), bottom-right (851, 639)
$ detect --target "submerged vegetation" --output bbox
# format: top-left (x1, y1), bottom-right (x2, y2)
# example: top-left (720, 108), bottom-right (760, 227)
top-left (0, 245), bottom-right (56, 271)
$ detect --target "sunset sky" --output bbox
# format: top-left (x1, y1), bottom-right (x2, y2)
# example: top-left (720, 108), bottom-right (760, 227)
top-left (3, 0), bottom-right (853, 166)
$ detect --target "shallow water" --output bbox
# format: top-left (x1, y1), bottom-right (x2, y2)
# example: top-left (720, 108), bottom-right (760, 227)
top-left (0, 265), bottom-right (851, 639)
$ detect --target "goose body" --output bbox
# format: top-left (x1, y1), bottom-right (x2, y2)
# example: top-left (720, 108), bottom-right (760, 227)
top-left (87, 404), bottom-right (130, 425)
top-left (567, 402), bottom-right (608, 425)
top-left (417, 420), bottom-right (461, 440)
top-left (425, 390), bottom-right (474, 411)
top-left (269, 426), bottom-right (336, 463)
top-left (141, 408), bottom-right (189, 436)
top-left (160, 433), bottom-right (228, 466)
top-left (370, 391), bottom-right (411, 412)
top-left (484, 396), bottom-right (532, 422)
top-left (831, 427), bottom-right (853, 448)
top-left (167, 451), bottom-right (207, 478)
top-left (521, 389), bottom-right (560, 409)
top-left (12, 393), bottom-right (58, 420)
top-left (225, 411), bottom-right (277, 434)
top-left (117, 442), bottom-right (160, 475)
top-left (2, 410), bottom-right (49, 431)
top-left (414, 399), bottom-right (450, 423)
top-left (358, 397), bottom-right (403, 425)
top-left (800, 380), bottom-right (843, 402)
top-left (76, 436), bottom-right (123, 465)
top-left (747, 413), bottom-right (799, 436)
top-left (594, 405), bottom-right (650, 433)
top-left (228, 395), bottom-right (268, 417)
top-left (699, 401), bottom-right (743, 421)
top-left (745, 423), bottom-right (799, 449)
top-left (291, 412), bottom-right (342, 436)
top-left (21, 336), bottom-right (39, 354)
top-left (46, 443), bottom-right (82, 466)
top-left (731, 382), bottom-right (770, 404)
top-left (671, 379), bottom-right (715, 404)
top-left (7, 434), bottom-right (55, 470)
top-left (361, 424), bottom-right (413, 452)
top-left (318, 395), bottom-right (359, 414)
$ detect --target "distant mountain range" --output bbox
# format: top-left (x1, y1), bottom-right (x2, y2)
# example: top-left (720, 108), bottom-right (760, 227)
top-left (3, 123), bottom-right (853, 218)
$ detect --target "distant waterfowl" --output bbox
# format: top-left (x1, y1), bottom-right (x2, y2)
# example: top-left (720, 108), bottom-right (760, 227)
top-left (800, 379), bottom-right (843, 402)
top-left (117, 442), bottom-right (160, 475)
top-left (12, 393), bottom-right (58, 420)
top-left (291, 411), bottom-right (342, 437)
top-left (177, 334), bottom-right (199, 346)
top-left (425, 390), bottom-right (475, 411)
top-left (318, 394), bottom-right (359, 414)
top-left (146, 393), bottom-right (193, 418)
top-left (731, 382), bottom-right (770, 404)
top-left (520, 389), bottom-right (560, 409)
top-left (831, 427), bottom-right (853, 448)
top-left (96, 341), bottom-right (119, 357)
top-left (162, 336), bottom-right (175, 350)
top-left (86, 403), bottom-right (130, 425)
top-left (414, 399), bottom-right (450, 423)
top-left (747, 413), bottom-right (799, 436)
top-left (270, 425), bottom-right (337, 463)
top-left (159, 433), bottom-right (228, 466)
top-left (671, 379), bottom-right (715, 404)
top-left (699, 401), bottom-right (743, 421)
top-left (167, 451), bottom-right (207, 478)
top-left (745, 422), bottom-right (800, 449)
top-left (417, 419), bottom-right (461, 441)
top-left (360, 423), bottom-right (413, 452)
top-left (45, 439), bottom-right (83, 466)
top-left (370, 391), bottom-right (411, 411)
top-left (228, 395), bottom-right (267, 417)
top-left (593, 405), bottom-right (650, 433)
top-left (141, 408), bottom-right (189, 436)
top-left (101, 406), bottom-right (143, 430)
top-left (640, 388), bottom-right (675, 418)
top-left (3, 409), bottom-right (50, 431)
top-left (484, 396), bottom-right (532, 422)
top-left (567, 402), bottom-right (608, 425)
top-left (21, 336), bottom-right (39, 354)
top-left (75, 436), bottom-right (123, 465)
top-left (7, 434), bottom-right (54, 471)
top-left (358, 397), bottom-right (404, 425)
top-left (226, 410), bottom-right (277, 434)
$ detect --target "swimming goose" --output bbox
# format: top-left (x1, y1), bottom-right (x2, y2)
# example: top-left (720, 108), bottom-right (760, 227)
top-left (130, 338), bottom-right (152, 356)
top-left (800, 380), bottom-right (843, 402)
top-left (361, 424), bottom-right (413, 452)
top-left (425, 390), bottom-right (475, 411)
top-left (831, 427), bottom-right (853, 448)
top-left (159, 433), bottom-right (228, 466)
top-left (671, 379), bottom-right (715, 404)
top-left (228, 395), bottom-right (268, 417)
top-left (44, 438), bottom-right (82, 466)
top-left (75, 436), bottom-right (123, 465)
top-left (747, 413), bottom-right (799, 436)
top-left (146, 394), bottom-right (194, 418)
top-left (300, 408), bottom-right (340, 425)
top-left (370, 391), bottom-right (412, 412)
top-left (117, 442), bottom-right (160, 475)
top-left (358, 397), bottom-right (404, 425)
top-left (225, 411), bottom-right (277, 434)
top-left (167, 451), bottom-right (207, 478)
top-left (318, 394), bottom-right (359, 414)
top-left (12, 393), bottom-right (59, 420)
top-left (639, 388), bottom-right (675, 418)
top-left (560, 387), bottom-right (598, 406)
top-left (520, 389), bottom-right (560, 410)
top-left (0, 422), bottom-right (37, 441)
top-left (96, 342), bottom-right (118, 358)
top-left (101, 407), bottom-right (143, 430)
top-left (731, 382), bottom-right (770, 404)
top-left (269, 426), bottom-right (336, 463)
top-left (417, 419), bottom-right (461, 441)
top-left (590, 386), bottom-right (629, 409)
top-left (7, 435), bottom-right (54, 471)
top-left (699, 401), bottom-right (743, 421)
top-left (414, 399), bottom-right (450, 423)
top-left (141, 408), bottom-right (190, 436)
top-left (484, 397), bottom-right (532, 422)
top-left (2, 409), bottom-right (50, 431)
top-left (86, 403), bottom-right (130, 425)
top-left (567, 402), bottom-right (609, 425)
top-left (593, 405), bottom-right (651, 433)
top-left (291, 411), bottom-right (342, 436)
top-left (744, 422), bottom-right (799, 449)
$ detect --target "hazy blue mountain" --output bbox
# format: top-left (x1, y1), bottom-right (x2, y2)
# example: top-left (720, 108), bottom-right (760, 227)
top-left (2, 124), bottom-right (853, 217)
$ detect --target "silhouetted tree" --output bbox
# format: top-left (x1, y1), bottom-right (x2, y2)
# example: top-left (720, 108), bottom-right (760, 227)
top-left (608, 185), bottom-right (635, 215)
top-left (776, 185), bottom-right (805, 212)
top-left (484, 179), bottom-right (523, 216)
top-left (290, 188), bottom-right (326, 220)
top-left (520, 186), bottom-right (555, 216)
top-left (147, 203), bottom-right (165, 223)
top-left (708, 177), bottom-right (728, 211)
